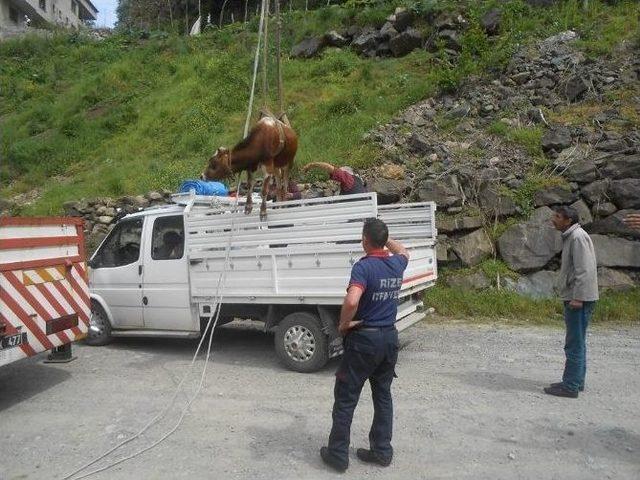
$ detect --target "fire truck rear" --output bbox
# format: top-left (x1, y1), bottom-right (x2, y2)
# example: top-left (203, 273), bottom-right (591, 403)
top-left (0, 217), bottom-right (90, 367)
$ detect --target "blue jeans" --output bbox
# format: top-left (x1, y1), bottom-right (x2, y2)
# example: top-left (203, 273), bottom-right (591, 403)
top-left (326, 327), bottom-right (399, 468)
top-left (562, 301), bottom-right (596, 392)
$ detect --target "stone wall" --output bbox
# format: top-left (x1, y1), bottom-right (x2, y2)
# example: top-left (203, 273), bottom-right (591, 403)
top-left (363, 28), bottom-right (640, 297)
top-left (63, 190), bottom-right (173, 254)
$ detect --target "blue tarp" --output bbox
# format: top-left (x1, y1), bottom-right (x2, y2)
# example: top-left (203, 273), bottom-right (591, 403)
top-left (179, 180), bottom-right (229, 196)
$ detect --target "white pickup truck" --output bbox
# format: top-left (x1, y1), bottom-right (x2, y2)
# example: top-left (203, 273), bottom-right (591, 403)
top-left (86, 192), bottom-right (437, 372)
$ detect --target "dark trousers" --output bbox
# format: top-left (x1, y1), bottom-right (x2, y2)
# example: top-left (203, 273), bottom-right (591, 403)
top-left (562, 301), bottom-right (596, 392)
top-left (326, 327), bottom-right (399, 468)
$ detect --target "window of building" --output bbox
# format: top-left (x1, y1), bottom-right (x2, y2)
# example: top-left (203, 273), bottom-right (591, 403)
top-left (151, 216), bottom-right (185, 261)
top-left (9, 6), bottom-right (19, 23)
top-left (39, 0), bottom-right (46, 11)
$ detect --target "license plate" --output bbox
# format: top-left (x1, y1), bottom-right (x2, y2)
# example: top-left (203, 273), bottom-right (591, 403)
top-left (0, 333), bottom-right (27, 350)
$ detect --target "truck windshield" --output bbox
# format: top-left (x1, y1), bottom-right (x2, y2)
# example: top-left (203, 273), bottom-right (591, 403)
top-left (92, 218), bottom-right (143, 268)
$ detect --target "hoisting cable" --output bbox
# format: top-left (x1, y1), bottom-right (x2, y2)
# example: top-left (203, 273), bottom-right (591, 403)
top-left (261, 0), bottom-right (270, 110)
top-left (244, 0), bottom-right (268, 137)
top-left (274, 0), bottom-right (288, 124)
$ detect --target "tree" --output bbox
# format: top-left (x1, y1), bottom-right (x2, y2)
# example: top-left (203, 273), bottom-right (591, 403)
top-left (115, 0), bottom-right (347, 34)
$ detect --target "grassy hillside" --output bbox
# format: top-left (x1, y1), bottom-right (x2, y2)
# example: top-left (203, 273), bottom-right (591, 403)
top-left (1, 0), bottom-right (638, 215)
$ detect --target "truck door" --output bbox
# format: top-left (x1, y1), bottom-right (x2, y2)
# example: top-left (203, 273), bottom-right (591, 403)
top-left (89, 218), bottom-right (144, 327)
top-left (142, 215), bottom-right (194, 331)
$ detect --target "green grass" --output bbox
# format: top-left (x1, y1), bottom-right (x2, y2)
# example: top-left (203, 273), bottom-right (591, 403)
top-left (424, 285), bottom-right (640, 325)
top-left (488, 217), bottom-right (521, 241)
top-left (1, 0), bottom-right (638, 214)
top-left (488, 120), bottom-right (544, 158)
top-left (506, 173), bottom-right (569, 216)
top-left (439, 259), bottom-right (519, 286)
top-left (478, 259), bottom-right (518, 283)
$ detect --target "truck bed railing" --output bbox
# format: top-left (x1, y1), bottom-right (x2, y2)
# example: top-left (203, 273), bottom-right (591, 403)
top-left (183, 193), bottom-right (437, 304)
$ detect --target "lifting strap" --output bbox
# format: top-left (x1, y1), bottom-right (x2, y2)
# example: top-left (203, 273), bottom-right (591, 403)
top-left (259, 108), bottom-right (286, 156)
top-left (259, 0), bottom-right (289, 127)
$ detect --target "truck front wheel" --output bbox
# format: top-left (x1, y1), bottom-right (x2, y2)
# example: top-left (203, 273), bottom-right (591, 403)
top-left (275, 312), bottom-right (328, 373)
top-left (85, 301), bottom-right (113, 346)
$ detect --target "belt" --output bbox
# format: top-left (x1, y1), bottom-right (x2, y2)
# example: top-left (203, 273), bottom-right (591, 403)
top-left (359, 325), bottom-right (396, 332)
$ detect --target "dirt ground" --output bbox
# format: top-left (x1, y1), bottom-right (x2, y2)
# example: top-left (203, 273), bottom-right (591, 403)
top-left (1, 320), bottom-right (639, 480)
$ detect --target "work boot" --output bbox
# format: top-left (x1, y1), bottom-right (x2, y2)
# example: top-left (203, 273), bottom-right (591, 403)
top-left (320, 447), bottom-right (347, 473)
top-left (544, 384), bottom-right (578, 398)
top-left (550, 382), bottom-right (584, 392)
top-left (356, 448), bottom-right (392, 467)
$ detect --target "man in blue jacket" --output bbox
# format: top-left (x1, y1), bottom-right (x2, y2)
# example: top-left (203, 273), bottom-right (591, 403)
top-left (321, 218), bottom-right (409, 472)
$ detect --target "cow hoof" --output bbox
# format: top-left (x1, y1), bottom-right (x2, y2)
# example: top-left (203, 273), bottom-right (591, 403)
top-left (244, 204), bottom-right (253, 215)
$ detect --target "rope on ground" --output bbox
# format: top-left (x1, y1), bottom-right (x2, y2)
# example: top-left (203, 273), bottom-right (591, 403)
top-left (70, 190), bottom-right (239, 478)
top-left (66, 177), bottom-right (244, 480)
top-left (64, 0), bottom-right (269, 476)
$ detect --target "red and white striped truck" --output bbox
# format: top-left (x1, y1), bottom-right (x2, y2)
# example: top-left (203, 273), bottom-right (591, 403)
top-left (0, 216), bottom-right (90, 367)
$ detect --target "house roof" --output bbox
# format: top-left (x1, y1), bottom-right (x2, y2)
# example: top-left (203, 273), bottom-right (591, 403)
top-left (80, 0), bottom-right (99, 15)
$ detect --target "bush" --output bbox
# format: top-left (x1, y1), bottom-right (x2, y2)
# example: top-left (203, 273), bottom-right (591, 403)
top-left (311, 50), bottom-right (359, 78)
top-left (322, 91), bottom-right (363, 116)
top-left (436, 67), bottom-right (463, 93)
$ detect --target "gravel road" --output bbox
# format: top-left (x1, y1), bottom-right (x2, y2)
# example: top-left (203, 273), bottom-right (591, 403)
top-left (1, 320), bottom-right (639, 480)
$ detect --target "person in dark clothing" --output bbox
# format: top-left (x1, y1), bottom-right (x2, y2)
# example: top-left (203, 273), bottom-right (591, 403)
top-left (320, 218), bottom-right (409, 472)
top-left (302, 162), bottom-right (367, 195)
top-left (157, 231), bottom-right (183, 260)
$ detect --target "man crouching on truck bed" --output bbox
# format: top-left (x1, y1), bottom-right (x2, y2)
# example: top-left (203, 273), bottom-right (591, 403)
top-left (320, 218), bottom-right (409, 472)
top-left (302, 162), bottom-right (367, 195)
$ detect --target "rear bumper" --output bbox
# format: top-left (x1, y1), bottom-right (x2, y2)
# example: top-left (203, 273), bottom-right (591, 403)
top-left (395, 310), bottom-right (425, 333)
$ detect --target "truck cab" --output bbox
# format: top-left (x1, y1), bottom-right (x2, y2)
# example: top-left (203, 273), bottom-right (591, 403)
top-left (89, 205), bottom-right (200, 337)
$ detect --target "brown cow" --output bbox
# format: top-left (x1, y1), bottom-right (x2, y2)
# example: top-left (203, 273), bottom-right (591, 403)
top-left (202, 116), bottom-right (298, 220)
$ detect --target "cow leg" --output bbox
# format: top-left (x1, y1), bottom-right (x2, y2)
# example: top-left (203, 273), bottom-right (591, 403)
top-left (245, 170), bottom-right (255, 215)
top-left (260, 174), bottom-right (271, 221)
top-left (274, 168), bottom-right (284, 202)
top-left (282, 165), bottom-right (291, 201)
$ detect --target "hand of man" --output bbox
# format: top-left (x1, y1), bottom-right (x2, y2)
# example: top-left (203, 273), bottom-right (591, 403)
top-left (339, 320), bottom-right (362, 336)
top-left (569, 299), bottom-right (583, 310)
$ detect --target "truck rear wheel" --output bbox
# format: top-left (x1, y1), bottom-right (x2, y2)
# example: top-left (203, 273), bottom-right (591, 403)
top-left (275, 312), bottom-right (328, 373)
top-left (85, 302), bottom-right (113, 346)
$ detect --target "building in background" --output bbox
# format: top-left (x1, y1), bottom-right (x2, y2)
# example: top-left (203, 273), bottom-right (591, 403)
top-left (0, 0), bottom-right (98, 31)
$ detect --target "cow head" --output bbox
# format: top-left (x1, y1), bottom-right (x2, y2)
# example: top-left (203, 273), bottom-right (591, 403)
top-left (201, 147), bottom-right (232, 180)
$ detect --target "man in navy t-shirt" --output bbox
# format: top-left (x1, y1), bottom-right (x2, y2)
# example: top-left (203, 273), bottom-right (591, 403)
top-left (321, 218), bottom-right (409, 472)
